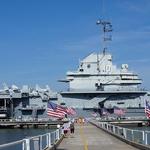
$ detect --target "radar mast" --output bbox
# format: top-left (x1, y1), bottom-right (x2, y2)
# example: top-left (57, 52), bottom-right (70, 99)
top-left (96, 19), bottom-right (113, 54)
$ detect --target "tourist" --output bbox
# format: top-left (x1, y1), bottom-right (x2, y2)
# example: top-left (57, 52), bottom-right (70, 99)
top-left (70, 121), bottom-right (75, 135)
top-left (63, 122), bottom-right (70, 137)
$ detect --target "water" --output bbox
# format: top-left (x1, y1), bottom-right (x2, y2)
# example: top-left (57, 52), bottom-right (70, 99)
top-left (0, 128), bottom-right (54, 150)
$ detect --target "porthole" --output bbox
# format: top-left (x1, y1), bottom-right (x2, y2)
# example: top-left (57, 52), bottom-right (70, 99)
top-left (87, 64), bottom-right (91, 68)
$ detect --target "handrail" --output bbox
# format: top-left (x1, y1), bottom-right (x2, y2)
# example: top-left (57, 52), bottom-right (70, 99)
top-left (0, 128), bottom-right (63, 150)
top-left (90, 119), bottom-right (150, 147)
top-left (0, 139), bottom-right (24, 148)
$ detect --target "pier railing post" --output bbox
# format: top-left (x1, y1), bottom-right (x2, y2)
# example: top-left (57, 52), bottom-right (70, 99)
top-left (117, 126), bottom-right (119, 135)
top-left (142, 131), bottom-right (145, 144)
top-left (61, 127), bottom-right (64, 135)
top-left (48, 133), bottom-right (52, 148)
top-left (46, 134), bottom-right (48, 147)
top-left (100, 122), bottom-right (102, 128)
top-left (33, 137), bottom-right (40, 150)
top-left (22, 138), bottom-right (30, 150)
top-left (131, 130), bottom-right (134, 141)
top-left (56, 129), bottom-right (59, 140)
top-left (145, 132), bottom-right (148, 145)
top-left (108, 124), bottom-right (110, 131)
top-left (113, 125), bottom-right (115, 133)
top-left (123, 128), bottom-right (126, 139)
top-left (39, 135), bottom-right (42, 150)
top-left (106, 123), bottom-right (108, 130)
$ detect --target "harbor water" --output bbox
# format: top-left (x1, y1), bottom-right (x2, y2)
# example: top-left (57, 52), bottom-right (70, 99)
top-left (0, 128), bottom-right (54, 150)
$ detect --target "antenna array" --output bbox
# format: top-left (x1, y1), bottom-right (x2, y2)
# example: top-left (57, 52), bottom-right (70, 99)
top-left (96, 19), bottom-right (113, 54)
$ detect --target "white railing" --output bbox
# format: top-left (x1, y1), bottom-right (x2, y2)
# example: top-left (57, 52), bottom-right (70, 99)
top-left (0, 128), bottom-right (63, 150)
top-left (91, 120), bottom-right (150, 146)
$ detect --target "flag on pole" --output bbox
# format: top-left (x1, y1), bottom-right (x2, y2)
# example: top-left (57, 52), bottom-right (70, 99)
top-left (91, 112), bottom-right (98, 117)
top-left (47, 102), bottom-right (66, 119)
top-left (102, 107), bottom-right (109, 116)
top-left (145, 101), bottom-right (150, 119)
top-left (113, 106), bottom-right (125, 116)
top-left (66, 107), bottom-right (76, 115)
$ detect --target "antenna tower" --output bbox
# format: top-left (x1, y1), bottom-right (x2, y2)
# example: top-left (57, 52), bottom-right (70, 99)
top-left (96, 19), bottom-right (113, 54)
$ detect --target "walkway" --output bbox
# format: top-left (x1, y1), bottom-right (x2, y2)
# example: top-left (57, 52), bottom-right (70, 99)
top-left (57, 123), bottom-right (138, 150)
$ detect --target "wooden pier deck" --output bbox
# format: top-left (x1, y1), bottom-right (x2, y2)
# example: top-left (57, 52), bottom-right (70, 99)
top-left (57, 123), bottom-right (138, 150)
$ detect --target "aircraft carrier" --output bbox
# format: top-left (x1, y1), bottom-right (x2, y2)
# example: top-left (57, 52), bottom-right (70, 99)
top-left (0, 84), bottom-right (58, 120)
top-left (58, 20), bottom-right (150, 118)
top-left (0, 20), bottom-right (149, 120)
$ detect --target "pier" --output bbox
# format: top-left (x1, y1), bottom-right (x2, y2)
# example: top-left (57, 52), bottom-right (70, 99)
top-left (57, 123), bottom-right (137, 150)
top-left (100, 118), bottom-right (150, 127)
top-left (1, 119), bottom-right (150, 150)
top-left (0, 120), bottom-right (64, 128)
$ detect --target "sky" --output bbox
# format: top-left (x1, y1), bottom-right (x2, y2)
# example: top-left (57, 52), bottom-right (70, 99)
top-left (0, 0), bottom-right (150, 91)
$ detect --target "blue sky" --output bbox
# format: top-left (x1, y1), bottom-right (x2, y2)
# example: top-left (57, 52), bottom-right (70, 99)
top-left (0, 0), bottom-right (150, 90)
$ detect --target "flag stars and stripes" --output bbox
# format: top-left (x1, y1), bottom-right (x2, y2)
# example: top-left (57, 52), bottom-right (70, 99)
top-left (47, 102), bottom-right (65, 119)
top-left (47, 101), bottom-right (76, 119)
top-left (145, 101), bottom-right (150, 118)
top-left (114, 106), bottom-right (125, 116)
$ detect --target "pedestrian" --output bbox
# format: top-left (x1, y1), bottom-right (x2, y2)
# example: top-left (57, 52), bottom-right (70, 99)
top-left (82, 118), bottom-right (85, 124)
top-left (70, 122), bottom-right (75, 135)
top-left (63, 122), bottom-right (70, 137)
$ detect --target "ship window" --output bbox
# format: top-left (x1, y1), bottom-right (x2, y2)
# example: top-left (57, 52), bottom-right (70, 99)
top-left (87, 64), bottom-right (91, 68)
top-left (106, 65), bottom-right (111, 72)
top-left (60, 102), bottom-right (66, 106)
top-left (95, 83), bottom-right (98, 87)
top-left (117, 102), bottom-right (125, 105)
top-left (79, 69), bottom-right (84, 72)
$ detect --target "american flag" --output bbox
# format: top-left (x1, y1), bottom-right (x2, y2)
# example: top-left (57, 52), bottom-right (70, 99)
top-left (145, 101), bottom-right (150, 118)
top-left (66, 107), bottom-right (76, 115)
top-left (102, 107), bottom-right (109, 116)
top-left (114, 106), bottom-right (125, 116)
top-left (91, 112), bottom-right (98, 117)
top-left (47, 102), bottom-right (66, 119)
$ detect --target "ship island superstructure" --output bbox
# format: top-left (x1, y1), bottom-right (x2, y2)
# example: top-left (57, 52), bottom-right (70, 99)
top-left (67, 52), bottom-right (142, 92)
top-left (59, 20), bottom-right (149, 117)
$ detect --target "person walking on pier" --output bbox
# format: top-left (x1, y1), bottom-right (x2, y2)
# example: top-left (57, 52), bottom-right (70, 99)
top-left (70, 121), bottom-right (75, 135)
top-left (63, 122), bottom-right (70, 137)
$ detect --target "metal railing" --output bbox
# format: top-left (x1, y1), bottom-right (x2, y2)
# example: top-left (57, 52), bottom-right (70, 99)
top-left (91, 120), bottom-right (150, 146)
top-left (0, 128), bottom-right (63, 150)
